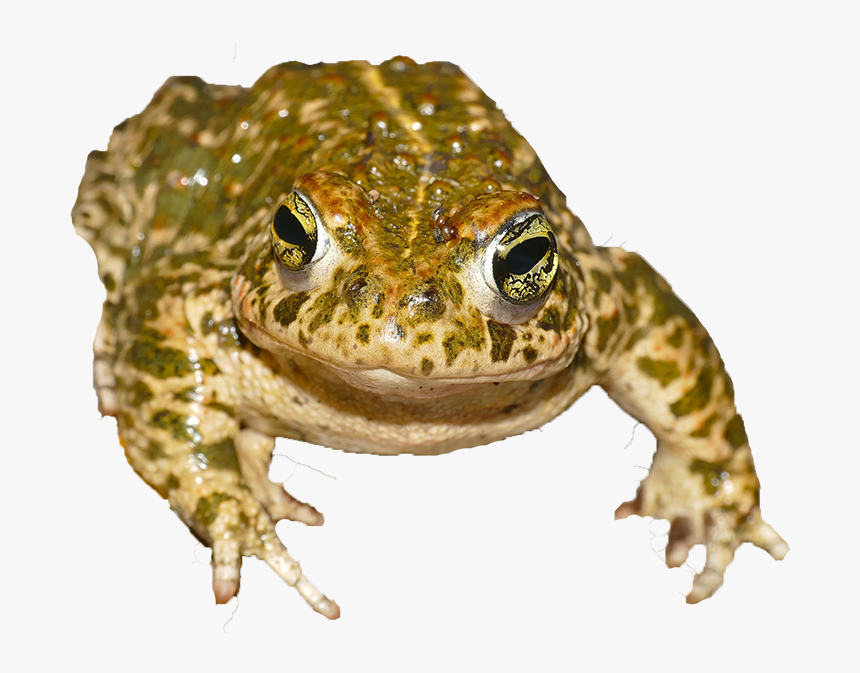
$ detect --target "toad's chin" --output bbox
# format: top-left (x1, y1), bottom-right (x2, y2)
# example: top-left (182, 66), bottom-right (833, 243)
top-left (325, 364), bottom-right (488, 399)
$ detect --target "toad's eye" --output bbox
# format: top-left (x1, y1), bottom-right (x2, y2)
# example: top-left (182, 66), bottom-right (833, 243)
top-left (271, 193), bottom-right (325, 270)
top-left (488, 213), bottom-right (558, 305)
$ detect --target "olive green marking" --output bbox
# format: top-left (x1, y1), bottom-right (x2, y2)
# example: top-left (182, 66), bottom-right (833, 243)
top-left (334, 224), bottom-right (362, 255)
top-left (195, 438), bottom-right (240, 472)
top-left (724, 413), bottom-right (749, 449)
top-left (141, 440), bottom-right (165, 461)
top-left (371, 292), bottom-right (385, 318)
top-left (356, 324), bottom-right (371, 344)
top-left (487, 320), bottom-right (515, 362)
top-left (437, 276), bottom-right (464, 306)
top-left (625, 327), bottom-right (647, 351)
top-left (722, 369), bottom-right (735, 403)
top-left (615, 254), bottom-right (700, 328)
top-left (670, 363), bottom-right (714, 417)
top-left (216, 318), bottom-right (245, 348)
top-left (590, 269), bottom-right (612, 293)
top-left (205, 401), bottom-right (235, 415)
top-left (195, 493), bottom-right (234, 527)
top-left (200, 311), bottom-right (216, 335)
top-left (637, 356), bottom-right (681, 386)
top-left (667, 325), bottom-right (684, 348)
top-left (691, 412), bottom-right (720, 438)
top-left (690, 458), bottom-right (732, 495)
top-left (596, 312), bottom-right (620, 352)
top-left (522, 346), bottom-right (538, 363)
top-left (130, 334), bottom-right (196, 380)
top-left (442, 315), bottom-right (486, 365)
top-left (562, 300), bottom-right (578, 331)
top-left (149, 409), bottom-right (198, 442)
top-left (174, 386), bottom-right (203, 403)
top-left (103, 273), bottom-right (116, 292)
top-left (421, 357), bottom-right (434, 375)
top-left (537, 307), bottom-right (560, 332)
top-left (274, 292), bottom-right (310, 328)
top-left (416, 332), bottom-right (433, 344)
top-left (199, 358), bottom-right (219, 376)
top-left (309, 289), bottom-right (341, 332)
top-left (153, 473), bottom-right (181, 499)
top-left (128, 380), bottom-right (154, 406)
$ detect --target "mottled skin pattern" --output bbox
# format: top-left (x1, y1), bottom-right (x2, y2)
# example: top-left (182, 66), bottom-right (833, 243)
top-left (73, 57), bottom-right (787, 617)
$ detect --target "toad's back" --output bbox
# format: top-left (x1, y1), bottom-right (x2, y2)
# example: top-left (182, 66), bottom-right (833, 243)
top-left (74, 58), bottom-right (592, 300)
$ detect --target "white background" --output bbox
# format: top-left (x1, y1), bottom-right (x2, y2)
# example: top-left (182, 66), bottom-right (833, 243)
top-left (3, 1), bottom-right (858, 670)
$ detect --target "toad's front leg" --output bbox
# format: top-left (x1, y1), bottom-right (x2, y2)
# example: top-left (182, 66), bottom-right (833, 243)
top-left (113, 325), bottom-right (339, 618)
top-left (588, 248), bottom-right (788, 603)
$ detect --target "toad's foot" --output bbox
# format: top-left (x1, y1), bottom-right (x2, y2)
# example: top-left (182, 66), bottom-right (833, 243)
top-left (163, 428), bottom-right (337, 618)
top-left (615, 445), bottom-right (788, 603)
top-left (170, 480), bottom-right (340, 619)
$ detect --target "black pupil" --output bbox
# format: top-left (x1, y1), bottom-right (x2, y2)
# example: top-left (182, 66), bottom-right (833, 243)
top-left (506, 237), bottom-right (549, 275)
top-left (274, 205), bottom-right (309, 247)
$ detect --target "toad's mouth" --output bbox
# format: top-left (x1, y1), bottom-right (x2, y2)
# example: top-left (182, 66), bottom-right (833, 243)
top-left (236, 313), bottom-right (567, 400)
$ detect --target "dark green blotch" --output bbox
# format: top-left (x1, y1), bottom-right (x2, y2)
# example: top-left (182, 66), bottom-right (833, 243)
top-left (442, 319), bottom-right (486, 365)
top-left (274, 292), bottom-right (310, 328)
top-left (128, 380), bottom-right (154, 406)
top-left (691, 412), bottom-right (720, 438)
top-left (487, 320), bottom-right (515, 362)
top-left (637, 357), bottom-right (681, 386)
top-left (206, 401), bottom-right (235, 415)
top-left (103, 273), bottom-right (116, 292)
top-left (667, 326), bottom-right (684, 348)
top-left (150, 409), bottom-right (197, 442)
top-left (416, 332), bottom-right (433, 344)
top-left (141, 440), bottom-right (165, 461)
top-left (596, 312), bottom-right (620, 352)
top-left (625, 327), bottom-right (647, 350)
top-left (174, 386), bottom-right (203, 403)
top-left (195, 493), bottom-right (234, 527)
top-left (438, 276), bottom-right (464, 306)
top-left (537, 307), bottom-right (560, 332)
top-left (690, 458), bottom-right (732, 495)
top-left (615, 254), bottom-right (701, 328)
top-left (195, 438), bottom-right (240, 472)
top-left (590, 269), bottom-right (612, 293)
top-left (421, 357), bottom-right (434, 375)
top-left (356, 324), bottom-right (371, 344)
top-left (670, 363), bottom-right (714, 417)
top-left (522, 346), bottom-right (539, 363)
top-left (199, 358), bottom-right (219, 376)
top-left (310, 290), bottom-right (341, 332)
top-left (216, 318), bottom-right (245, 348)
top-left (724, 413), bottom-right (749, 449)
top-left (200, 311), bottom-right (216, 335)
top-left (130, 336), bottom-right (195, 380)
top-left (154, 473), bottom-right (181, 499)
top-left (334, 225), bottom-right (362, 255)
top-left (722, 369), bottom-right (735, 403)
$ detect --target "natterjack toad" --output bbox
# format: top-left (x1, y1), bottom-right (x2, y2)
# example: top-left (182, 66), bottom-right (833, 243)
top-left (72, 57), bottom-right (787, 618)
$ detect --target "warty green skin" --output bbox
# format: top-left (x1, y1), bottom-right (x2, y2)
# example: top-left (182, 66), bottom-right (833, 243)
top-left (72, 57), bottom-right (787, 618)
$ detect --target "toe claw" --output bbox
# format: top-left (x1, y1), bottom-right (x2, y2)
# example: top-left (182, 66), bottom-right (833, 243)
top-left (212, 539), bottom-right (242, 604)
top-left (614, 490), bottom-right (643, 520)
top-left (665, 517), bottom-right (694, 568)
